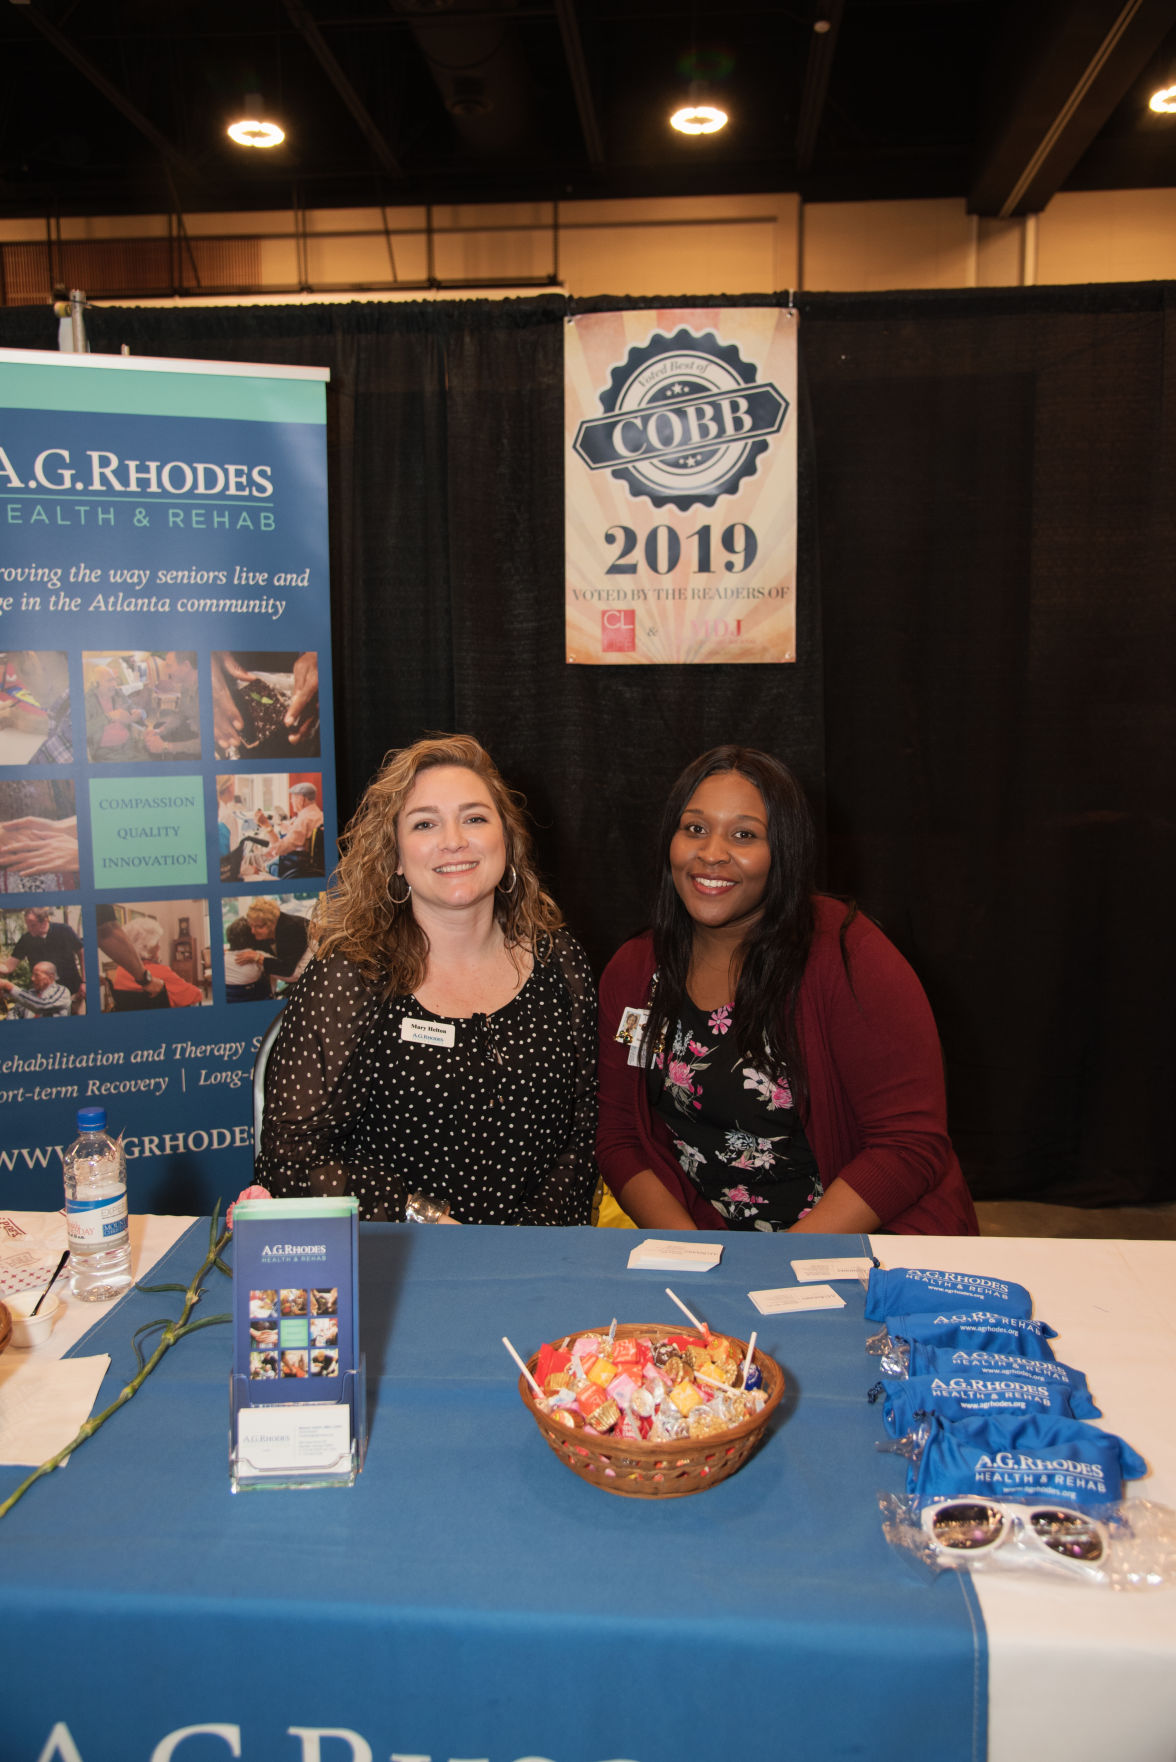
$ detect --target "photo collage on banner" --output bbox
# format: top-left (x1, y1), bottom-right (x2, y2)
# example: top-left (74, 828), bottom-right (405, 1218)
top-left (0, 347), bottom-right (334, 1211)
top-left (565, 306), bottom-right (798, 665)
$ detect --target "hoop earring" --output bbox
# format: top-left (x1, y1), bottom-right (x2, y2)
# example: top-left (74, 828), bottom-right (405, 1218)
top-left (388, 873), bottom-right (411, 905)
top-left (498, 863), bottom-right (518, 895)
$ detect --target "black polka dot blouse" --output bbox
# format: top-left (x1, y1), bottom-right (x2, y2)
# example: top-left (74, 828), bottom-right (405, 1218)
top-left (256, 929), bottom-right (598, 1224)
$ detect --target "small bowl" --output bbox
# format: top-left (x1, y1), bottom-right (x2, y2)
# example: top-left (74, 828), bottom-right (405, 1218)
top-left (6, 1290), bottom-right (63, 1349)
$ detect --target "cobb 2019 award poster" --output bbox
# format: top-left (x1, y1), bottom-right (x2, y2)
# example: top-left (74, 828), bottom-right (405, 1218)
top-left (565, 306), bottom-right (798, 665)
top-left (0, 346), bottom-right (335, 1213)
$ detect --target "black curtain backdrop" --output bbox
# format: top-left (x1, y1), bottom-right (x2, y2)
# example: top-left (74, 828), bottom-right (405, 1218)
top-left (2, 284), bottom-right (1170, 1207)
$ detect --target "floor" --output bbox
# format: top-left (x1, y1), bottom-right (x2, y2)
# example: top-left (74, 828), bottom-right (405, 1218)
top-left (975, 1200), bottom-right (1176, 1240)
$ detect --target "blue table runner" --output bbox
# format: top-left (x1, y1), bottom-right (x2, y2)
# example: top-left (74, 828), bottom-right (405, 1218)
top-left (3, 1225), bottom-right (987, 1762)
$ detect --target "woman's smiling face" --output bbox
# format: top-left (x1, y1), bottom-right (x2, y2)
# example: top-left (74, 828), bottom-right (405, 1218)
top-left (396, 764), bottom-right (507, 912)
top-left (669, 770), bottom-right (771, 932)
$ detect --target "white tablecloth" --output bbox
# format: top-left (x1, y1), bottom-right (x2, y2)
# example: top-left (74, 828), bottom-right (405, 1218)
top-left (0, 1210), bottom-right (196, 1359)
top-left (870, 1234), bottom-right (1176, 1762)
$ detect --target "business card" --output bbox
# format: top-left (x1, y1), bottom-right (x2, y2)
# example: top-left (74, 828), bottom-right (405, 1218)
top-left (627, 1239), bottom-right (723, 1272)
top-left (790, 1257), bottom-right (873, 1283)
top-left (235, 1404), bottom-right (352, 1478)
top-left (748, 1284), bottom-right (846, 1314)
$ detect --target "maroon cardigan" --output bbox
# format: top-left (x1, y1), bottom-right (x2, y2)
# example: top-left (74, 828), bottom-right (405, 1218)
top-left (597, 899), bottom-right (978, 1235)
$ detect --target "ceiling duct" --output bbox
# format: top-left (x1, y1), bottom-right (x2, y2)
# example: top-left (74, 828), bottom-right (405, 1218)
top-left (389, 0), bottom-right (535, 154)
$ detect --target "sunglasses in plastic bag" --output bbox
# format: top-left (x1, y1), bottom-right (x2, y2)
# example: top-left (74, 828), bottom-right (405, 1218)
top-left (920, 1498), bottom-right (1109, 1579)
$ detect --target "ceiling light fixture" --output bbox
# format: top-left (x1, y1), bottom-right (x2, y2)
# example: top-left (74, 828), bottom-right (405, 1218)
top-left (670, 103), bottom-right (728, 135)
top-left (228, 118), bottom-right (285, 147)
top-left (1149, 84), bottom-right (1176, 113)
top-left (228, 93), bottom-right (285, 149)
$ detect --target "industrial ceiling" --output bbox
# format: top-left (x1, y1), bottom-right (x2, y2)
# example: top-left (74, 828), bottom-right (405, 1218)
top-left (3, 0), bottom-right (1176, 222)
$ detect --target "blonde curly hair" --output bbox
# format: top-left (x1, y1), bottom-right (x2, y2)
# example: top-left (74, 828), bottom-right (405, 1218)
top-left (312, 734), bottom-right (563, 994)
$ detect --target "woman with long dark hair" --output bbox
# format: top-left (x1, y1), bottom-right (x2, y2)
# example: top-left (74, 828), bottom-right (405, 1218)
top-left (257, 734), bottom-right (596, 1223)
top-left (597, 746), bottom-right (977, 1234)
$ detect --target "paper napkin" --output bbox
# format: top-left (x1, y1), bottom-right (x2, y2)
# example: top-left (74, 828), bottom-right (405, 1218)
top-left (0, 1353), bottom-right (111, 1466)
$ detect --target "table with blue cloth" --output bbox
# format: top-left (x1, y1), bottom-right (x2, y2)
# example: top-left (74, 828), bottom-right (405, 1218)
top-left (3, 1224), bottom-right (988, 1762)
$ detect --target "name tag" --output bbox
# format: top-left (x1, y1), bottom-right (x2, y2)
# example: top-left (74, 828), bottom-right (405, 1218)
top-left (401, 1017), bottom-right (455, 1048)
top-left (616, 1006), bottom-right (649, 1066)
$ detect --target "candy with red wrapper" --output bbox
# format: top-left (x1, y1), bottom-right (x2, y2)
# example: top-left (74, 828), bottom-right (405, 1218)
top-left (528, 1325), bottom-right (767, 1439)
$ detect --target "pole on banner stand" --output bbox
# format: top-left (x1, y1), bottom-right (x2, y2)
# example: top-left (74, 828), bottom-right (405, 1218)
top-left (53, 287), bottom-right (90, 353)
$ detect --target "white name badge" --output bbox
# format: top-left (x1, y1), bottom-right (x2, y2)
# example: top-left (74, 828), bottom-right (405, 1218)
top-left (615, 1005), bottom-right (648, 1045)
top-left (616, 1005), bottom-right (649, 1066)
top-left (401, 1017), bottom-right (456, 1048)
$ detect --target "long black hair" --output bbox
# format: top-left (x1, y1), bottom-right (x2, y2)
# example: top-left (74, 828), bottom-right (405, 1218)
top-left (645, 745), bottom-right (819, 1107)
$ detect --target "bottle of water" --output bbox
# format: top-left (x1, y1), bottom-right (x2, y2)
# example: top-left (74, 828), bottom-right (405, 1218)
top-left (64, 1106), bottom-right (132, 1302)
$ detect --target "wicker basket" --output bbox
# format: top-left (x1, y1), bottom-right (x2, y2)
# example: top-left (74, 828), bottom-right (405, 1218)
top-left (518, 1322), bottom-right (784, 1498)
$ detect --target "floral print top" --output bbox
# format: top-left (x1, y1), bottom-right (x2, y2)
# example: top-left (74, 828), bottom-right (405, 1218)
top-left (652, 995), bottom-right (823, 1231)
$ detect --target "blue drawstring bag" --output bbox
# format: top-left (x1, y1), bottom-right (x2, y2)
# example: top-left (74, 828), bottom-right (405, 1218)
top-left (865, 1266), bottom-right (1033, 1323)
top-left (876, 1373), bottom-right (1084, 1438)
top-left (906, 1344), bottom-right (1099, 1418)
top-left (879, 1311), bottom-right (1058, 1361)
top-left (910, 1412), bottom-right (1148, 1514)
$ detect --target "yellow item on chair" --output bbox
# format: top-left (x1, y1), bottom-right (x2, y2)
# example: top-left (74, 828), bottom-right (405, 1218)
top-left (594, 1181), bottom-right (637, 1229)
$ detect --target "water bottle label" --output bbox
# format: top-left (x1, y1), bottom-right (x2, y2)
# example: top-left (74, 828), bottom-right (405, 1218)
top-left (66, 1192), bottom-right (129, 1247)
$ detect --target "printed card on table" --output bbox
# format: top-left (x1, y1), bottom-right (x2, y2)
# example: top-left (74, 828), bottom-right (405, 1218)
top-left (628, 1238), bottom-right (723, 1272)
top-left (790, 1257), bottom-right (874, 1284)
top-left (749, 1284), bottom-right (845, 1315)
top-left (0, 1214), bottom-right (64, 1299)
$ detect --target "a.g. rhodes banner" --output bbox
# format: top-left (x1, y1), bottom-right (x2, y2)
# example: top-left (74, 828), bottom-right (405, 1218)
top-left (0, 346), bottom-right (334, 1213)
top-left (565, 306), bottom-right (798, 665)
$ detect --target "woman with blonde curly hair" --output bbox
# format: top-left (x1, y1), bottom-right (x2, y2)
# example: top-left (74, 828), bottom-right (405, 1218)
top-left (255, 735), bottom-right (597, 1223)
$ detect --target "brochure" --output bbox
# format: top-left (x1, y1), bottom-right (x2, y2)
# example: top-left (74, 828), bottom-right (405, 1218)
top-left (230, 1195), bottom-right (361, 1487)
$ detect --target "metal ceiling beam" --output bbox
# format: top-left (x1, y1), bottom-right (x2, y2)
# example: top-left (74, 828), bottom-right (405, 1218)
top-left (282, 0), bottom-right (403, 179)
top-left (970, 0), bottom-right (1176, 217)
top-left (20, 2), bottom-right (203, 185)
top-left (796, 0), bottom-right (844, 176)
top-left (553, 0), bottom-right (605, 167)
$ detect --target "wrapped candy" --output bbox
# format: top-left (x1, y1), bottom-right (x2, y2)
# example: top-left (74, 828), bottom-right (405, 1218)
top-left (511, 1319), bottom-right (782, 1501)
top-left (522, 1326), bottom-right (768, 1442)
top-left (607, 1371), bottom-right (639, 1408)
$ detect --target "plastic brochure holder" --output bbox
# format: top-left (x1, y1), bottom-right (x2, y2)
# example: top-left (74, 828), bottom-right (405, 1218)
top-left (229, 1358), bottom-right (366, 1491)
top-left (229, 1194), bottom-right (363, 1493)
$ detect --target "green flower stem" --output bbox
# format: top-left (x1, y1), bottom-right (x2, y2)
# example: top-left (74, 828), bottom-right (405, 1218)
top-left (0, 1211), bottom-right (232, 1522)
